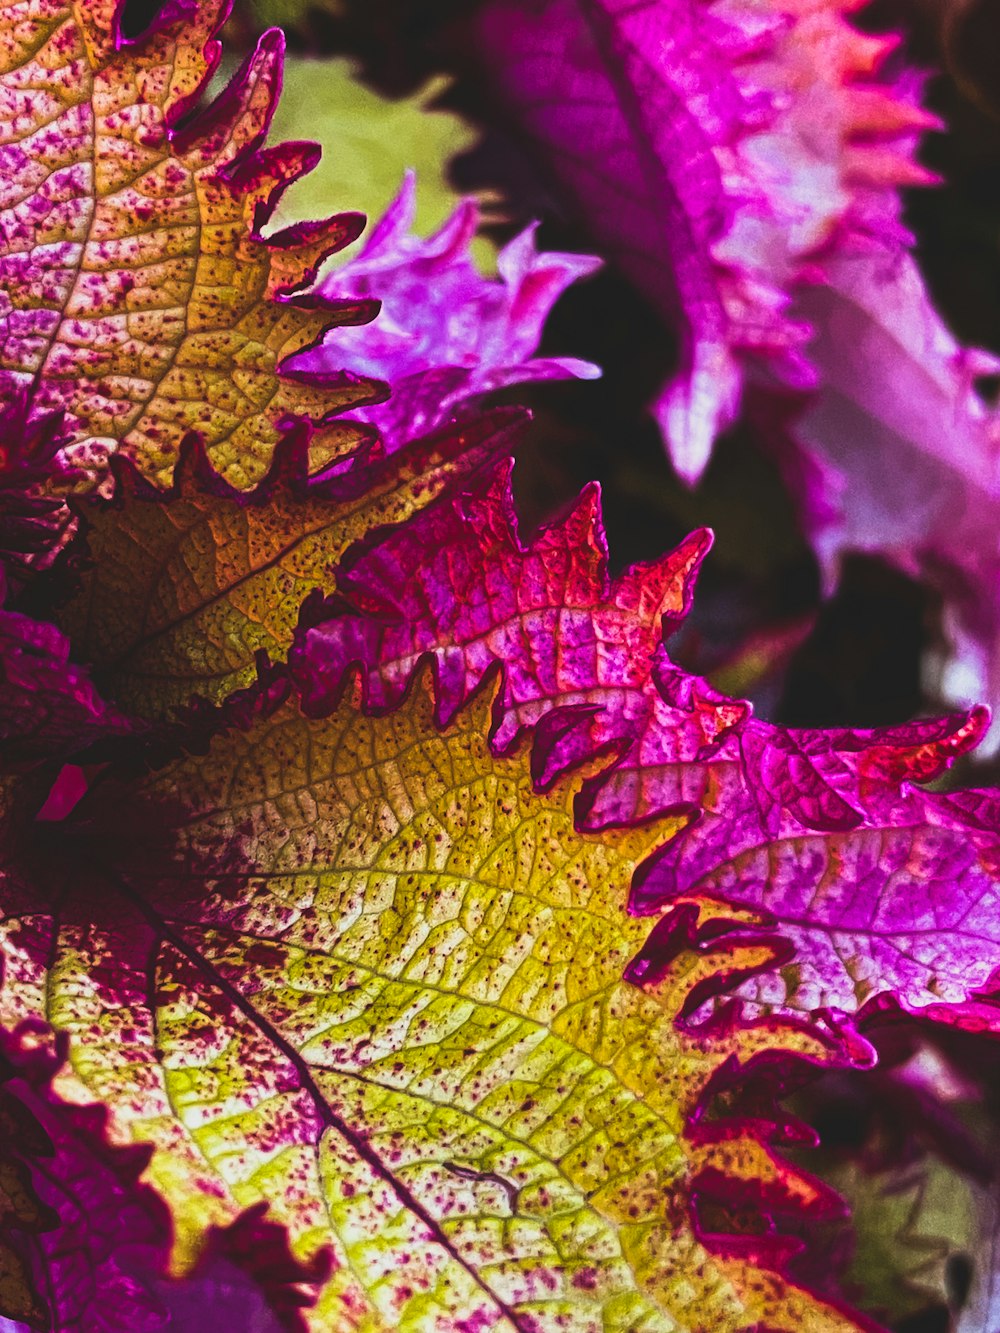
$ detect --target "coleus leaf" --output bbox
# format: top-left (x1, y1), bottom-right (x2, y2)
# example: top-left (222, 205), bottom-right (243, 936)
top-left (294, 459), bottom-right (1000, 1029)
top-left (267, 57), bottom-right (492, 270)
top-left (0, 667), bottom-right (870, 1332)
top-left (0, 594), bottom-right (135, 769)
top-left (0, 1023), bottom-right (329, 1330)
top-left (0, 399), bottom-right (75, 572)
top-left (459, 0), bottom-right (1000, 746)
top-left (292, 172), bottom-right (601, 451)
top-left (752, 245), bottom-right (1000, 751)
top-left (53, 407), bottom-right (523, 719)
top-left (814, 1127), bottom-right (978, 1323)
top-left (0, 1024), bottom-right (171, 1331)
top-left (462, 0), bottom-right (936, 482)
top-left (787, 1018), bottom-right (1000, 1328)
top-left (0, 0), bottom-right (385, 489)
top-left (292, 457), bottom-right (729, 827)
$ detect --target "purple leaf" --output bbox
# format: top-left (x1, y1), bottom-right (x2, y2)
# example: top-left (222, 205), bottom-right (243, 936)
top-left (0, 596), bottom-right (135, 769)
top-left (295, 458), bottom-right (1000, 1032)
top-left (753, 244), bottom-right (1000, 751)
top-left (0, 1024), bottom-right (328, 1333)
top-left (291, 171), bottom-right (601, 448)
top-left (464, 0), bottom-right (935, 480)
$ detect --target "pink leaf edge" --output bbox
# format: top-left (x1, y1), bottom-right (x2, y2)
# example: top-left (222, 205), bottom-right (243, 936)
top-left (291, 171), bottom-right (602, 449)
top-left (464, 0), bottom-right (936, 481)
top-left (290, 456), bottom-right (1000, 1036)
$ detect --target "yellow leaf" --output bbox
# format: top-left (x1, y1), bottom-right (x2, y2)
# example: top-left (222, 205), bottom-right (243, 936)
top-left (57, 408), bottom-right (521, 717)
top-left (0, 670), bottom-right (864, 1330)
top-left (0, 2), bottom-right (383, 487)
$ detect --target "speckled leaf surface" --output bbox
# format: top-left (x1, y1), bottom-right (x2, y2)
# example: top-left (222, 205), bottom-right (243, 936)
top-left (54, 407), bottom-right (523, 719)
top-left (296, 461), bottom-right (1000, 1030)
top-left (0, 1024), bottom-right (176, 1332)
top-left (0, 670), bottom-right (868, 1331)
top-left (0, 1024), bottom-right (331, 1330)
top-left (0, 0), bottom-right (384, 489)
top-left (293, 458), bottom-right (726, 828)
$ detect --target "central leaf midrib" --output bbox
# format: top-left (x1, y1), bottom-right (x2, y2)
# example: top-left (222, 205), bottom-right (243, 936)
top-left (112, 869), bottom-right (538, 1332)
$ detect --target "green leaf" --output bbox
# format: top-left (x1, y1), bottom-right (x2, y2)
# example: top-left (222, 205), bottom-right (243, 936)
top-left (55, 410), bottom-right (521, 719)
top-left (834, 1155), bottom-right (977, 1322)
top-left (267, 56), bottom-right (494, 271)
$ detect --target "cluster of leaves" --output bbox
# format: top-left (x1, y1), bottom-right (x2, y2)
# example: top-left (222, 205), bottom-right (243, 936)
top-left (1, 1), bottom-right (999, 1330)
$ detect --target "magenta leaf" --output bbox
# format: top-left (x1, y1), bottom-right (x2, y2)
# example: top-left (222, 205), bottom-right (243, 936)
top-left (755, 245), bottom-right (1000, 751)
top-left (290, 171), bottom-right (601, 448)
top-left (291, 456), bottom-right (731, 827)
top-left (0, 399), bottom-right (74, 572)
top-left (0, 1025), bottom-right (171, 1332)
top-left (461, 0), bottom-right (1000, 748)
top-left (295, 457), bottom-right (1000, 1030)
top-left (464, 0), bottom-right (935, 481)
top-left (0, 1024), bottom-right (327, 1332)
top-left (0, 598), bottom-right (135, 770)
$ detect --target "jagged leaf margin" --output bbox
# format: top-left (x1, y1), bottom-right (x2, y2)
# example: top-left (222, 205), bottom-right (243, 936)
top-left (0, 0), bottom-right (386, 489)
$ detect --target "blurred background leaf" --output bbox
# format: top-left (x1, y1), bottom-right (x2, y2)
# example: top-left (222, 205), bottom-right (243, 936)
top-left (265, 55), bottom-right (496, 270)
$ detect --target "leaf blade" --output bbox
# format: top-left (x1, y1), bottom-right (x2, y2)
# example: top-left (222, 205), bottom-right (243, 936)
top-left (0, 2), bottom-right (383, 488)
top-left (0, 670), bottom-right (863, 1331)
top-left (55, 408), bottom-right (525, 718)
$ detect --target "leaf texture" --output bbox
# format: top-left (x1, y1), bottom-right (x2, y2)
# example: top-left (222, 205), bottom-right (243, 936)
top-left (55, 408), bottom-right (524, 719)
top-left (293, 172), bottom-right (601, 451)
top-left (0, 1024), bottom-right (330, 1331)
top-left (460, 0), bottom-right (1000, 751)
top-left (0, 0), bottom-right (384, 489)
top-left (294, 459), bottom-right (1000, 1029)
top-left (293, 458), bottom-right (728, 828)
top-left (0, 1025), bottom-right (172, 1331)
top-left (0, 670), bottom-right (866, 1332)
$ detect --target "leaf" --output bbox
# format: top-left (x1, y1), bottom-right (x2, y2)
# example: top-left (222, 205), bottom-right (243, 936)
top-left (463, 0), bottom-right (936, 481)
top-left (291, 173), bottom-right (601, 451)
top-left (266, 57), bottom-right (494, 272)
top-left (786, 1022), bottom-right (998, 1328)
top-left (959, 1184), bottom-right (1000, 1333)
top-left (0, 596), bottom-right (135, 769)
top-left (0, 668), bottom-right (866, 1331)
top-left (0, 399), bottom-right (74, 571)
top-left (54, 407), bottom-right (524, 719)
top-left (0, 1024), bottom-right (173, 1331)
top-left (293, 457), bottom-right (729, 828)
top-left (461, 0), bottom-right (1000, 748)
top-left (295, 459), bottom-right (1000, 1029)
top-left (751, 244), bottom-right (1000, 753)
top-left (825, 1153), bottom-right (977, 1322)
top-left (0, 1), bottom-right (384, 489)
top-left (0, 1024), bottom-right (329, 1331)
